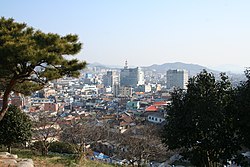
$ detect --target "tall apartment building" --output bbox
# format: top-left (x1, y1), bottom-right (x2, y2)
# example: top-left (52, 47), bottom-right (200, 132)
top-left (103, 71), bottom-right (119, 88)
top-left (166, 69), bottom-right (188, 90)
top-left (120, 61), bottom-right (144, 88)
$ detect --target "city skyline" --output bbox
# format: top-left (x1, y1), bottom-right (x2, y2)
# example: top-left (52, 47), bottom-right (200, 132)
top-left (1, 0), bottom-right (250, 73)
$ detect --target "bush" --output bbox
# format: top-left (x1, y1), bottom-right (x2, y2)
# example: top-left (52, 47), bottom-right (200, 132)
top-left (31, 141), bottom-right (44, 153)
top-left (49, 141), bottom-right (75, 154)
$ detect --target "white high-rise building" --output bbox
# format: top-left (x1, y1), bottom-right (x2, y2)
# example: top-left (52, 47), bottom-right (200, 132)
top-left (166, 69), bottom-right (188, 90)
top-left (137, 67), bottom-right (145, 85)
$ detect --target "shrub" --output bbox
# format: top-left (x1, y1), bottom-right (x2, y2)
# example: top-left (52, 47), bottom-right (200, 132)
top-left (49, 141), bottom-right (75, 154)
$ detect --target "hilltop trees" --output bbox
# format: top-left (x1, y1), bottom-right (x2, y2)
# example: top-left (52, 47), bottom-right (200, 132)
top-left (234, 69), bottom-right (250, 149)
top-left (0, 105), bottom-right (32, 153)
top-left (0, 17), bottom-right (86, 121)
top-left (161, 70), bottom-right (244, 167)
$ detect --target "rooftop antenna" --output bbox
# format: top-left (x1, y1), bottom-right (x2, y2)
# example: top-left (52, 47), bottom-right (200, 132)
top-left (124, 60), bottom-right (128, 69)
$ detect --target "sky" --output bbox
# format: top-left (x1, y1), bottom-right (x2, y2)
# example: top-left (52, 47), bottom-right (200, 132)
top-left (1, 0), bottom-right (250, 73)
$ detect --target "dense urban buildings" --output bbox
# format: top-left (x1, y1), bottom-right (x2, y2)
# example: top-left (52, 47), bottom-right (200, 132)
top-left (8, 60), bottom-right (247, 166)
top-left (0, 61), bottom-right (247, 166)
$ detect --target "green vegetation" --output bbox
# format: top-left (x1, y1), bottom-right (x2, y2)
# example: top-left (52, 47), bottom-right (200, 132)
top-left (0, 105), bottom-right (32, 153)
top-left (49, 141), bottom-right (75, 154)
top-left (0, 17), bottom-right (86, 121)
top-left (234, 69), bottom-right (250, 149)
top-left (162, 70), bottom-right (250, 167)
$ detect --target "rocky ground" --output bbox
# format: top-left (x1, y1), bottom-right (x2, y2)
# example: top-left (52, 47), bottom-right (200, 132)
top-left (0, 152), bottom-right (33, 167)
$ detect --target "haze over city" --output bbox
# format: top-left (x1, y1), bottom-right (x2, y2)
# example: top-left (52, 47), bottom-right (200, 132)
top-left (1, 0), bottom-right (250, 73)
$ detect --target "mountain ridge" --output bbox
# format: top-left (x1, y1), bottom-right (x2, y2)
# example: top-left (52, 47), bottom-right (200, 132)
top-left (88, 62), bottom-right (219, 76)
top-left (143, 62), bottom-right (218, 76)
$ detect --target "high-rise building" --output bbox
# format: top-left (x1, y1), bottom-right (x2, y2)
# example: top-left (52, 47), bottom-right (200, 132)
top-left (105, 71), bottom-right (113, 87)
top-left (120, 61), bottom-right (144, 88)
top-left (103, 71), bottom-right (119, 87)
top-left (166, 69), bottom-right (188, 90)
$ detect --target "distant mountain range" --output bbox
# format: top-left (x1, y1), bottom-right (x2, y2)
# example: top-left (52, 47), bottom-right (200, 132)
top-left (88, 62), bottom-right (218, 76)
top-left (143, 62), bottom-right (218, 76)
top-left (87, 62), bottom-right (246, 84)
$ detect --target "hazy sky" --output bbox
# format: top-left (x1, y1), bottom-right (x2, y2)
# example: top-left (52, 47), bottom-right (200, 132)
top-left (1, 0), bottom-right (250, 72)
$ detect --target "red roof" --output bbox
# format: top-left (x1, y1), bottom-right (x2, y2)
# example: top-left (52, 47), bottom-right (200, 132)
top-left (153, 101), bottom-right (167, 106)
top-left (145, 105), bottom-right (158, 112)
top-left (119, 115), bottom-right (133, 123)
top-left (120, 121), bottom-right (130, 126)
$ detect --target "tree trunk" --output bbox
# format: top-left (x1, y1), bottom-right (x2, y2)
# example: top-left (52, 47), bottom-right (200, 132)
top-left (7, 146), bottom-right (11, 154)
top-left (44, 147), bottom-right (48, 156)
top-left (42, 142), bottom-right (49, 156)
top-left (75, 145), bottom-right (84, 161)
top-left (205, 153), bottom-right (210, 167)
top-left (0, 79), bottom-right (16, 121)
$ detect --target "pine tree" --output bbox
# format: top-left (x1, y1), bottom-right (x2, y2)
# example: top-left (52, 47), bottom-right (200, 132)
top-left (0, 17), bottom-right (86, 121)
top-left (0, 105), bottom-right (32, 153)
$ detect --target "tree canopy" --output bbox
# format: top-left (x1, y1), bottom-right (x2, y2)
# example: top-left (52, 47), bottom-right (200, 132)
top-left (161, 70), bottom-right (245, 166)
top-left (0, 17), bottom-right (86, 121)
top-left (234, 69), bottom-right (250, 149)
top-left (0, 105), bottom-right (32, 153)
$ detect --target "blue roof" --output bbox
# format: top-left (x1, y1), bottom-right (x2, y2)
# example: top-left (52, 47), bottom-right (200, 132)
top-left (94, 152), bottom-right (109, 159)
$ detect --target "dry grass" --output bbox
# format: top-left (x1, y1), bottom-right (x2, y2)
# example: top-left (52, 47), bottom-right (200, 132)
top-left (33, 156), bottom-right (116, 167)
top-left (0, 148), bottom-right (116, 167)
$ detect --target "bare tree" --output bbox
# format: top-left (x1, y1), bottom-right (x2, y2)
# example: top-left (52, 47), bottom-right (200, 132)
top-left (60, 120), bottom-right (107, 160)
top-left (115, 124), bottom-right (168, 167)
top-left (32, 111), bottom-right (62, 155)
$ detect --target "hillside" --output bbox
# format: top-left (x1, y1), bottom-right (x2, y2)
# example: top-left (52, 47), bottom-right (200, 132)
top-left (143, 62), bottom-right (218, 76)
top-left (88, 62), bottom-right (219, 76)
top-left (0, 148), bottom-right (114, 167)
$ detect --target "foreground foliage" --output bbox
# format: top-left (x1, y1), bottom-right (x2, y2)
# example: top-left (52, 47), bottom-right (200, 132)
top-left (234, 69), bottom-right (250, 149)
top-left (0, 17), bottom-right (86, 121)
top-left (162, 70), bottom-right (248, 166)
top-left (0, 105), bottom-right (32, 153)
